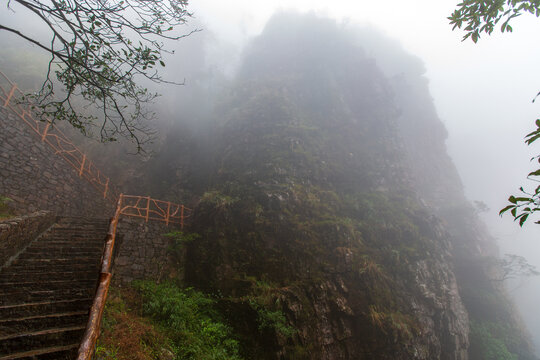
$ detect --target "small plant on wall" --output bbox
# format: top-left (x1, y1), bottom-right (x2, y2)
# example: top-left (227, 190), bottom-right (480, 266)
top-left (0, 196), bottom-right (14, 219)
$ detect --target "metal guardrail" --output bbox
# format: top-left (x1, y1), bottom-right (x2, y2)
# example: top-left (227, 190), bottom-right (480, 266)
top-left (0, 71), bottom-right (120, 203)
top-left (119, 194), bottom-right (192, 227)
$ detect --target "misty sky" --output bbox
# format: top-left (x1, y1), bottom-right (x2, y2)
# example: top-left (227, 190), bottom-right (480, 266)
top-left (189, 0), bottom-right (540, 350)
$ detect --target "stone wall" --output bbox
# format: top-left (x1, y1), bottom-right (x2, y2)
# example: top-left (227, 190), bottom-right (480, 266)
top-left (0, 106), bottom-right (114, 217)
top-left (114, 217), bottom-right (178, 284)
top-left (0, 210), bottom-right (55, 268)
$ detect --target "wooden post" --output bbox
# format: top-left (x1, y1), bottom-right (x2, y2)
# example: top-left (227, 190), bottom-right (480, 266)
top-left (41, 122), bottom-right (51, 142)
top-left (145, 196), bottom-right (151, 222)
top-left (180, 205), bottom-right (185, 229)
top-left (79, 154), bottom-right (86, 177)
top-left (3, 83), bottom-right (17, 107)
top-left (165, 202), bottom-right (171, 226)
top-left (103, 178), bottom-right (109, 199)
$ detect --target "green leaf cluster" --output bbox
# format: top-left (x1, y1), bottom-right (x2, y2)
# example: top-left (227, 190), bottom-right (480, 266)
top-left (500, 119), bottom-right (540, 226)
top-left (0, 196), bottom-right (14, 219)
top-left (449, 0), bottom-right (540, 43)
top-left (135, 281), bottom-right (242, 360)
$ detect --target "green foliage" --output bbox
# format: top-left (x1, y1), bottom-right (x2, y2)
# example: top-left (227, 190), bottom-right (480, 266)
top-left (135, 281), bottom-right (242, 360)
top-left (449, 0), bottom-right (540, 43)
top-left (166, 231), bottom-right (201, 253)
top-left (248, 299), bottom-right (296, 338)
top-left (1, 0), bottom-right (193, 150)
top-left (470, 321), bottom-right (519, 360)
top-left (95, 344), bottom-right (119, 360)
top-left (0, 196), bottom-right (14, 219)
top-left (500, 119), bottom-right (540, 226)
top-left (201, 191), bottom-right (239, 209)
top-left (450, 2), bottom-right (540, 226)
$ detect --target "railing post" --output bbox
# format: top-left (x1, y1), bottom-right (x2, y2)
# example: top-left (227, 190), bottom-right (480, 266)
top-left (41, 122), bottom-right (51, 142)
top-left (180, 205), bottom-right (185, 229)
top-left (103, 178), bottom-right (109, 199)
top-left (145, 196), bottom-right (151, 222)
top-left (3, 83), bottom-right (17, 107)
top-left (79, 154), bottom-right (86, 177)
top-left (165, 202), bottom-right (171, 226)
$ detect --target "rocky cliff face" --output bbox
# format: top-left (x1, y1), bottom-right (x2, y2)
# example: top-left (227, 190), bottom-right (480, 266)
top-left (181, 14), bottom-right (489, 360)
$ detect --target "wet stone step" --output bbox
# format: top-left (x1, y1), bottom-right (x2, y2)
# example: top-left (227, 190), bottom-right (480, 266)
top-left (16, 252), bottom-right (102, 260)
top-left (0, 343), bottom-right (79, 360)
top-left (11, 257), bottom-right (100, 265)
top-left (0, 311), bottom-right (88, 337)
top-left (7, 265), bottom-right (100, 274)
top-left (0, 279), bottom-right (97, 292)
top-left (0, 288), bottom-right (95, 306)
top-left (0, 326), bottom-right (85, 356)
top-left (26, 243), bottom-right (104, 250)
top-left (0, 299), bottom-right (93, 320)
top-left (0, 270), bottom-right (99, 282)
top-left (19, 251), bottom-right (103, 260)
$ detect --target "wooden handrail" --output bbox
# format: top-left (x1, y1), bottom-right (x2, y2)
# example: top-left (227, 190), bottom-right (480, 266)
top-left (77, 195), bottom-right (122, 360)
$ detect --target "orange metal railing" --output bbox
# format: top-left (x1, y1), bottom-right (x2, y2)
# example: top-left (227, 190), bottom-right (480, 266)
top-left (118, 194), bottom-right (192, 228)
top-left (0, 71), bottom-right (119, 203)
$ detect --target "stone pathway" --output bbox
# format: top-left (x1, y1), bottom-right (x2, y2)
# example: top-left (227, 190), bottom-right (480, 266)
top-left (0, 217), bottom-right (108, 359)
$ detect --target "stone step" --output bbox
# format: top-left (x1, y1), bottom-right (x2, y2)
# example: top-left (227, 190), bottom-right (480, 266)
top-left (15, 250), bottom-right (103, 259)
top-left (0, 216), bottom-right (108, 357)
top-left (11, 257), bottom-right (100, 266)
top-left (0, 326), bottom-right (85, 356)
top-left (7, 264), bottom-right (100, 274)
top-left (37, 235), bottom-right (106, 242)
top-left (0, 279), bottom-right (97, 292)
top-left (0, 343), bottom-right (79, 360)
top-left (26, 243), bottom-right (104, 251)
top-left (0, 270), bottom-right (99, 283)
top-left (56, 216), bottom-right (109, 223)
top-left (0, 311), bottom-right (88, 337)
top-left (19, 251), bottom-right (102, 260)
top-left (0, 299), bottom-right (93, 320)
top-left (0, 288), bottom-right (95, 306)
top-left (16, 251), bottom-right (103, 260)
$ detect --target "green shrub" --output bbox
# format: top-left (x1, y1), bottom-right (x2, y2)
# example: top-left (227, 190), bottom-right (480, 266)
top-left (135, 281), bottom-right (242, 360)
top-left (0, 196), bottom-right (14, 219)
top-left (470, 321), bottom-right (518, 360)
top-left (248, 299), bottom-right (296, 338)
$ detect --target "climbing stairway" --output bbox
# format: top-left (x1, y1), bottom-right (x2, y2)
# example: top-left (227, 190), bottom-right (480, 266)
top-left (0, 217), bottom-right (109, 360)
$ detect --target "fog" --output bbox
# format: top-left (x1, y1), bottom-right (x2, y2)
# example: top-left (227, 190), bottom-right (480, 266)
top-left (2, 0), bottom-right (540, 354)
top-left (186, 0), bottom-right (540, 351)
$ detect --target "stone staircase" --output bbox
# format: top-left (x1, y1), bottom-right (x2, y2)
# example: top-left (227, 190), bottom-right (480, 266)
top-left (0, 217), bottom-right (109, 360)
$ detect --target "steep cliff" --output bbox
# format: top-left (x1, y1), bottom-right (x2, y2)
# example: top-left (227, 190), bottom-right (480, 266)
top-left (177, 14), bottom-right (533, 359)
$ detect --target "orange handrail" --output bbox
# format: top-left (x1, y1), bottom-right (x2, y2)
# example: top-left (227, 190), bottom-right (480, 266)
top-left (118, 194), bottom-right (192, 228)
